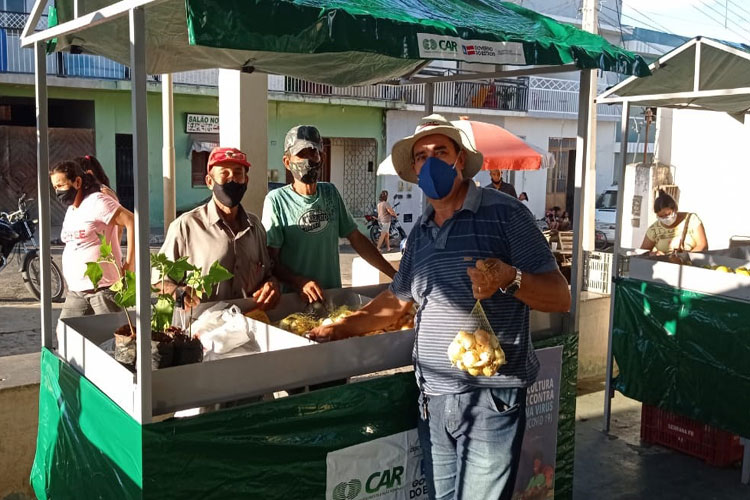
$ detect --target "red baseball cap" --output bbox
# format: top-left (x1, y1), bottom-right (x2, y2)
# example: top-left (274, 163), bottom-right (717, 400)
top-left (207, 147), bottom-right (251, 172)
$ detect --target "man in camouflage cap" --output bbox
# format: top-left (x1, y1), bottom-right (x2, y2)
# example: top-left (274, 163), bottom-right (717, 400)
top-left (262, 125), bottom-right (395, 302)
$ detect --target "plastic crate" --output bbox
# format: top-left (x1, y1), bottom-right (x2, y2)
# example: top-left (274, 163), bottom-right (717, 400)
top-left (582, 251), bottom-right (613, 294)
top-left (640, 404), bottom-right (745, 467)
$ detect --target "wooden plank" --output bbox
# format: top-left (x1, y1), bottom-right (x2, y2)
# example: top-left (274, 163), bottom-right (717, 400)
top-left (0, 126), bottom-right (94, 231)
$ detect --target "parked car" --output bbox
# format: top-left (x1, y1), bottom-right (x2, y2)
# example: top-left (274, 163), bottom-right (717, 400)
top-left (595, 187), bottom-right (618, 250)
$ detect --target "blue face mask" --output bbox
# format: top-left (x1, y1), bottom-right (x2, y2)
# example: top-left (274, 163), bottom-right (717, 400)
top-left (417, 156), bottom-right (458, 200)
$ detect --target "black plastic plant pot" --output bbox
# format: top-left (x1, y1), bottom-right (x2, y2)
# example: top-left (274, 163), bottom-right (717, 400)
top-left (173, 337), bottom-right (203, 366)
top-left (151, 331), bottom-right (175, 370)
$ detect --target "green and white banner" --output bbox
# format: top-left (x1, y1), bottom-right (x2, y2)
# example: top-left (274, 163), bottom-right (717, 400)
top-left (326, 429), bottom-right (426, 500)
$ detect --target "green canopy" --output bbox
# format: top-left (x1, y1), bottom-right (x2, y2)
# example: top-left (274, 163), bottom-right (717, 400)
top-left (49, 0), bottom-right (649, 86)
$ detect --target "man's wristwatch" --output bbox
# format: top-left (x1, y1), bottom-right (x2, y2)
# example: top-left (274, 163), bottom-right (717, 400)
top-left (499, 267), bottom-right (522, 296)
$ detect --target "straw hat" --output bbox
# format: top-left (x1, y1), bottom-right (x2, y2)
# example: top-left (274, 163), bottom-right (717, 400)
top-left (391, 114), bottom-right (483, 184)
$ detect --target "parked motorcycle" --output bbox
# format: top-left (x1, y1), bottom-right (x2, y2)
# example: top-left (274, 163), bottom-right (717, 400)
top-left (365, 202), bottom-right (407, 246)
top-left (0, 194), bottom-right (65, 301)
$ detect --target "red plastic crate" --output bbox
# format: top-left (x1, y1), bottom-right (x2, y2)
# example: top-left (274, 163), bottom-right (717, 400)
top-left (640, 404), bottom-right (745, 467)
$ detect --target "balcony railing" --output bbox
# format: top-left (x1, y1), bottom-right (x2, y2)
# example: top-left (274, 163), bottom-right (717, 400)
top-left (1, 11), bottom-right (618, 118)
top-left (268, 74), bottom-right (529, 112)
top-left (528, 76), bottom-right (622, 117)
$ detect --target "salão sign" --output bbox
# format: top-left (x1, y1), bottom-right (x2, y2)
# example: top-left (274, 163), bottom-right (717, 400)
top-left (186, 114), bottom-right (220, 134)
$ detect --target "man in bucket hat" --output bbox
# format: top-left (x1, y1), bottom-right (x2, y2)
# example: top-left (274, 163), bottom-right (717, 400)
top-left (155, 146), bottom-right (279, 309)
top-left (309, 114), bottom-right (570, 500)
top-left (262, 125), bottom-right (396, 303)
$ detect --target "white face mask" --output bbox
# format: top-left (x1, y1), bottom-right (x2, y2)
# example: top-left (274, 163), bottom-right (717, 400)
top-left (658, 212), bottom-right (677, 226)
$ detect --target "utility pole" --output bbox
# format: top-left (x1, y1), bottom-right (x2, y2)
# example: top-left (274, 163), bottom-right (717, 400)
top-left (568, 0), bottom-right (598, 335)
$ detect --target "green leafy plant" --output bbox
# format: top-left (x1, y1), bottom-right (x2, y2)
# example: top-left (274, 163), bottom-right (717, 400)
top-left (85, 234), bottom-right (136, 336)
top-left (85, 235), bottom-right (233, 338)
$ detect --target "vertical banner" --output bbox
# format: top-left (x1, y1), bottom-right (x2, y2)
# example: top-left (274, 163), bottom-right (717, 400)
top-left (511, 346), bottom-right (564, 500)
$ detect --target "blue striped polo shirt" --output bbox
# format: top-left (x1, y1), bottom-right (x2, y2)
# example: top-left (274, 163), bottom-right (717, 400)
top-left (390, 181), bottom-right (558, 395)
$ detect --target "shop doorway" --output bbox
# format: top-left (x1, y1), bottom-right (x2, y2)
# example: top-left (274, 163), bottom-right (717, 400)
top-left (115, 134), bottom-right (134, 212)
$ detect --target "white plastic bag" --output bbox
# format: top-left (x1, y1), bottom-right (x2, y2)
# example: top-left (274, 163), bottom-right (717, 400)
top-left (190, 302), bottom-right (230, 337)
top-left (194, 304), bottom-right (252, 354)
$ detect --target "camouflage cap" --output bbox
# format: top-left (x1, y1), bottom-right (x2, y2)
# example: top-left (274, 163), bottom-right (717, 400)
top-left (284, 125), bottom-right (323, 156)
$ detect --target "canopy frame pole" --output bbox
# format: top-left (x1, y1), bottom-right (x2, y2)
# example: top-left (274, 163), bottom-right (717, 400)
top-left (693, 40), bottom-right (701, 93)
top-left (130, 6), bottom-right (152, 424)
top-left (22, 0), bottom-right (47, 39)
top-left (597, 38), bottom-right (698, 102)
top-left (34, 41), bottom-right (52, 350)
top-left (424, 82), bottom-right (434, 114)
top-left (568, 68), bottom-right (595, 335)
top-left (603, 101), bottom-right (630, 432)
top-left (162, 73), bottom-right (176, 232)
top-left (21, 0), bottom-right (170, 47)
top-left (597, 87), bottom-right (750, 105)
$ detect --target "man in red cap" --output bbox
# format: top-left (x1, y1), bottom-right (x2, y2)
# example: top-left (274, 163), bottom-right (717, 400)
top-left (155, 146), bottom-right (279, 309)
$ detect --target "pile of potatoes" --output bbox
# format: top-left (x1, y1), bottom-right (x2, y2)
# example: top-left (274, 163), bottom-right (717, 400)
top-left (447, 328), bottom-right (506, 377)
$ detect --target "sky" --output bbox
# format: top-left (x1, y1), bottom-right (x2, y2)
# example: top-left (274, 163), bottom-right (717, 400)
top-left (619, 0), bottom-right (750, 45)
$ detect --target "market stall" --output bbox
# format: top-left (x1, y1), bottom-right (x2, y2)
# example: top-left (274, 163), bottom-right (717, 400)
top-left (23, 1), bottom-right (648, 498)
top-left (597, 37), bottom-right (750, 482)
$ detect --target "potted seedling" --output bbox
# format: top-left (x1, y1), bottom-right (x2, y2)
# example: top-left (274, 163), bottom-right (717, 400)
top-left (85, 235), bottom-right (232, 369)
top-left (151, 254), bottom-right (233, 365)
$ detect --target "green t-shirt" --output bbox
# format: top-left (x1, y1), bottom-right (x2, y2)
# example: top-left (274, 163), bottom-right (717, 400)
top-left (262, 182), bottom-right (358, 290)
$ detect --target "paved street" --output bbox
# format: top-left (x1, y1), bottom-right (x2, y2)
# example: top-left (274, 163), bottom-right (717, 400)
top-left (0, 250), bottom-right (63, 356)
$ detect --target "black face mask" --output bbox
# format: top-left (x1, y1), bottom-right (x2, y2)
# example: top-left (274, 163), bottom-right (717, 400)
top-left (212, 180), bottom-right (247, 208)
top-left (56, 187), bottom-right (78, 207)
top-left (289, 159), bottom-right (322, 185)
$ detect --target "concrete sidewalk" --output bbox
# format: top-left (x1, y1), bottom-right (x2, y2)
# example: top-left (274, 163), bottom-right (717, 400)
top-left (574, 390), bottom-right (748, 499)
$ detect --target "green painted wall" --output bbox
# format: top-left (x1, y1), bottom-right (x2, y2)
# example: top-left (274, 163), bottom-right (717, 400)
top-left (2, 84), bottom-right (218, 228)
top-left (3, 85), bottom-right (384, 229)
top-left (267, 101), bottom-right (386, 181)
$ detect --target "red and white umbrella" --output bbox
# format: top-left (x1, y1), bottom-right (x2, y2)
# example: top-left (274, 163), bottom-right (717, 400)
top-left (378, 119), bottom-right (554, 176)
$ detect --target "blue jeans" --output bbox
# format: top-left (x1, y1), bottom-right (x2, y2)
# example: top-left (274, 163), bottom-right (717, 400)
top-left (417, 387), bottom-right (527, 500)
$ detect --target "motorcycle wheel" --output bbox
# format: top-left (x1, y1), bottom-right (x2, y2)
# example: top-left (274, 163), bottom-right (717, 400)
top-left (23, 251), bottom-right (65, 302)
top-left (369, 225), bottom-right (381, 245)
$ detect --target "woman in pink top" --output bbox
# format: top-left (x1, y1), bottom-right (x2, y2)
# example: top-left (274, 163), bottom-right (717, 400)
top-left (50, 161), bottom-right (135, 319)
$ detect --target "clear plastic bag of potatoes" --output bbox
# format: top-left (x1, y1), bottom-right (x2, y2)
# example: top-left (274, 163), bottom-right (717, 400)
top-left (447, 301), bottom-right (507, 377)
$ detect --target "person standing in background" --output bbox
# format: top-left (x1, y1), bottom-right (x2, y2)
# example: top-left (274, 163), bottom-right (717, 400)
top-left (76, 155), bottom-right (118, 201)
top-left (50, 160), bottom-right (135, 319)
top-left (487, 169), bottom-right (517, 198)
top-left (376, 190), bottom-right (398, 253)
top-left (76, 155), bottom-right (122, 241)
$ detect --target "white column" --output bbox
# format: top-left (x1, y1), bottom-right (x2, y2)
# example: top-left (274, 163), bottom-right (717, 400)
top-left (580, 0), bottom-right (598, 252)
top-left (218, 70), bottom-right (268, 217)
top-left (603, 102), bottom-right (631, 433)
top-left (162, 73), bottom-right (176, 233)
top-left (130, 6), bottom-right (152, 424)
top-left (568, 0), bottom-right (598, 335)
top-left (34, 41), bottom-right (52, 349)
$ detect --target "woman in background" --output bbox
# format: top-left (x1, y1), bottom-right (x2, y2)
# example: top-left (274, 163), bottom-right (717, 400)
top-left (641, 189), bottom-right (707, 254)
top-left (76, 155), bottom-right (118, 201)
top-left (50, 161), bottom-right (134, 319)
top-left (376, 190), bottom-right (397, 253)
